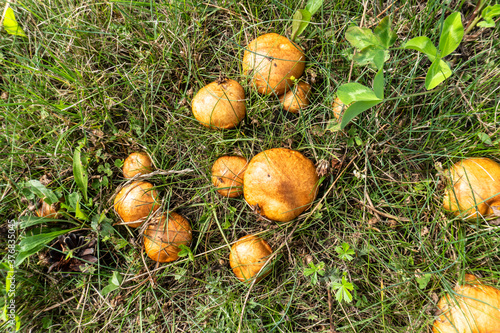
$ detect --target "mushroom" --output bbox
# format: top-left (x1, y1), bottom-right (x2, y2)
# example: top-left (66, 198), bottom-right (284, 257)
top-left (123, 152), bottom-right (154, 179)
top-left (113, 181), bottom-right (160, 228)
top-left (279, 81), bottom-right (311, 113)
top-left (229, 234), bottom-right (273, 283)
top-left (211, 156), bottom-right (248, 198)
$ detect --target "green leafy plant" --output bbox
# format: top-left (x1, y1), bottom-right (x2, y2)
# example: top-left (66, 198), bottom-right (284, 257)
top-left (404, 12), bottom-right (464, 90)
top-left (331, 273), bottom-right (355, 303)
top-left (416, 273), bottom-right (432, 290)
top-left (177, 244), bottom-right (195, 262)
top-left (478, 4), bottom-right (500, 28)
top-left (303, 261), bottom-right (325, 285)
top-left (1, 5), bottom-right (26, 37)
top-left (290, 0), bottom-right (324, 41)
top-left (101, 271), bottom-right (123, 296)
top-left (335, 242), bottom-right (355, 261)
top-left (73, 141), bottom-right (89, 204)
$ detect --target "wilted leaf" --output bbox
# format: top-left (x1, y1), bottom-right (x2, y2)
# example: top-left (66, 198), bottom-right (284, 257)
top-left (425, 58), bottom-right (452, 90)
top-left (404, 36), bottom-right (438, 62)
top-left (439, 12), bottom-right (463, 57)
top-left (373, 16), bottom-right (397, 49)
top-left (2, 7), bottom-right (27, 37)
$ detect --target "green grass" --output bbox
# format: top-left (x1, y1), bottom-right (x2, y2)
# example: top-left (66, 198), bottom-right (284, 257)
top-left (1, 0), bottom-right (500, 332)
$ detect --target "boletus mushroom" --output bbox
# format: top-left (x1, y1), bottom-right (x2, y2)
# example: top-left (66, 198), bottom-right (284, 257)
top-left (191, 78), bottom-right (246, 129)
top-left (332, 97), bottom-right (350, 122)
top-left (442, 157), bottom-right (500, 219)
top-left (279, 81), bottom-right (311, 113)
top-left (35, 199), bottom-right (62, 218)
top-left (123, 152), bottom-right (154, 179)
top-left (229, 234), bottom-right (273, 283)
top-left (113, 181), bottom-right (160, 228)
top-left (211, 156), bottom-right (248, 198)
top-left (242, 33), bottom-right (305, 95)
top-left (243, 148), bottom-right (319, 222)
top-left (433, 274), bottom-right (500, 333)
top-left (143, 212), bottom-right (192, 263)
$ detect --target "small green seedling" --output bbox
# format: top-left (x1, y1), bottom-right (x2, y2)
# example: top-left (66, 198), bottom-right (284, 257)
top-left (1, 5), bottom-right (26, 37)
top-left (177, 244), bottom-right (195, 262)
top-left (331, 273), bottom-right (354, 303)
top-left (478, 4), bottom-right (500, 28)
top-left (335, 242), bottom-right (355, 261)
top-left (290, 0), bottom-right (324, 41)
top-left (404, 12), bottom-right (464, 90)
top-left (303, 261), bottom-right (325, 286)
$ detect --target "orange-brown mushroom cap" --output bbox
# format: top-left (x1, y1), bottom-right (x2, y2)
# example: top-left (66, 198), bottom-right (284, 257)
top-left (243, 33), bottom-right (305, 95)
top-left (143, 212), bottom-right (192, 263)
top-left (279, 81), bottom-right (311, 113)
top-left (211, 156), bottom-right (248, 198)
top-left (123, 152), bottom-right (154, 179)
top-left (229, 235), bottom-right (273, 283)
top-left (243, 148), bottom-right (319, 222)
top-left (113, 181), bottom-right (160, 228)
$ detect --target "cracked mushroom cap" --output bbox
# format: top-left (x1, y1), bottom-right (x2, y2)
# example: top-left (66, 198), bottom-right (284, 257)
top-left (442, 157), bottom-right (500, 220)
top-left (229, 234), bottom-right (273, 283)
top-left (243, 148), bottom-right (319, 222)
top-left (243, 33), bottom-right (305, 95)
top-left (143, 212), bottom-right (192, 263)
top-left (113, 181), bottom-right (160, 228)
top-left (123, 152), bottom-right (154, 179)
top-left (279, 81), bottom-right (311, 113)
top-left (211, 156), bottom-right (248, 198)
top-left (433, 274), bottom-right (500, 333)
top-left (191, 78), bottom-right (246, 129)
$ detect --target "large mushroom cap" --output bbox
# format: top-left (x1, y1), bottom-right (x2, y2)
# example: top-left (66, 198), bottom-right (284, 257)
top-left (243, 148), bottom-right (319, 222)
top-left (113, 181), bottom-right (160, 228)
top-left (442, 157), bottom-right (500, 219)
top-left (143, 212), bottom-right (192, 263)
top-left (229, 234), bottom-right (273, 283)
top-left (191, 78), bottom-right (246, 129)
top-left (279, 81), bottom-right (311, 114)
top-left (123, 152), bottom-right (154, 179)
top-left (242, 33), bottom-right (305, 95)
top-left (433, 274), bottom-right (500, 333)
top-left (211, 155), bottom-right (248, 198)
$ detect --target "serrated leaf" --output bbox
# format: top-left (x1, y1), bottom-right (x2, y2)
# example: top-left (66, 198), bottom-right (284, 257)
top-left (345, 26), bottom-right (379, 49)
top-left (478, 5), bottom-right (500, 28)
top-left (23, 180), bottom-right (59, 205)
top-left (353, 45), bottom-right (388, 70)
top-left (291, 9), bottom-right (312, 41)
top-left (340, 100), bottom-right (382, 129)
top-left (404, 36), bottom-right (438, 62)
top-left (425, 58), bottom-right (452, 90)
top-left (373, 68), bottom-right (384, 99)
top-left (3, 7), bottom-right (27, 37)
top-left (337, 83), bottom-right (381, 104)
top-left (439, 12), bottom-right (464, 57)
top-left (73, 145), bottom-right (88, 203)
top-left (373, 16), bottom-right (397, 49)
top-left (305, 0), bottom-right (323, 16)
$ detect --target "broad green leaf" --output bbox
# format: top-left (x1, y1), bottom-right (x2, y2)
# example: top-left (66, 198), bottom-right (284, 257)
top-left (19, 216), bottom-right (68, 229)
top-left (305, 0), bottom-right (323, 16)
top-left (425, 58), bottom-right (452, 90)
top-left (404, 36), bottom-right (438, 62)
top-left (478, 132), bottom-right (493, 145)
top-left (75, 198), bottom-right (89, 221)
top-left (345, 26), bottom-right (379, 49)
top-left (2, 7), bottom-right (26, 37)
top-left (73, 145), bottom-right (88, 203)
top-left (177, 244), bottom-right (194, 261)
top-left (337, 83), bottom-right (381, 104)
top-left (111, 271), bottom-right (123, 286)
top-left (478, 4), bottom-right (500, 27)
top-left (291, 9), bottom-right (312, 41)
top-left (353, 45), bottom-right (388, 70)
top-left (23, 180), bottom-right (59, 205)
top-left (373, 16), bottom-right (397, 49)
top-left (372, 68), bottom-right (384, 99)
top-left (101, 283), bottom-right (119, 296)
top-left (439, 12), bottom-right (463, 57)
top-left (340, 100), bottom-right (382, 129)
top-left (15, 228), bottom-right (77, 266)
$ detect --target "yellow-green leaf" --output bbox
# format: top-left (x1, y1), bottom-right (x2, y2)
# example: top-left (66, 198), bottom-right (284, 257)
top-left (3, 7), bottom-right (26, 37)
